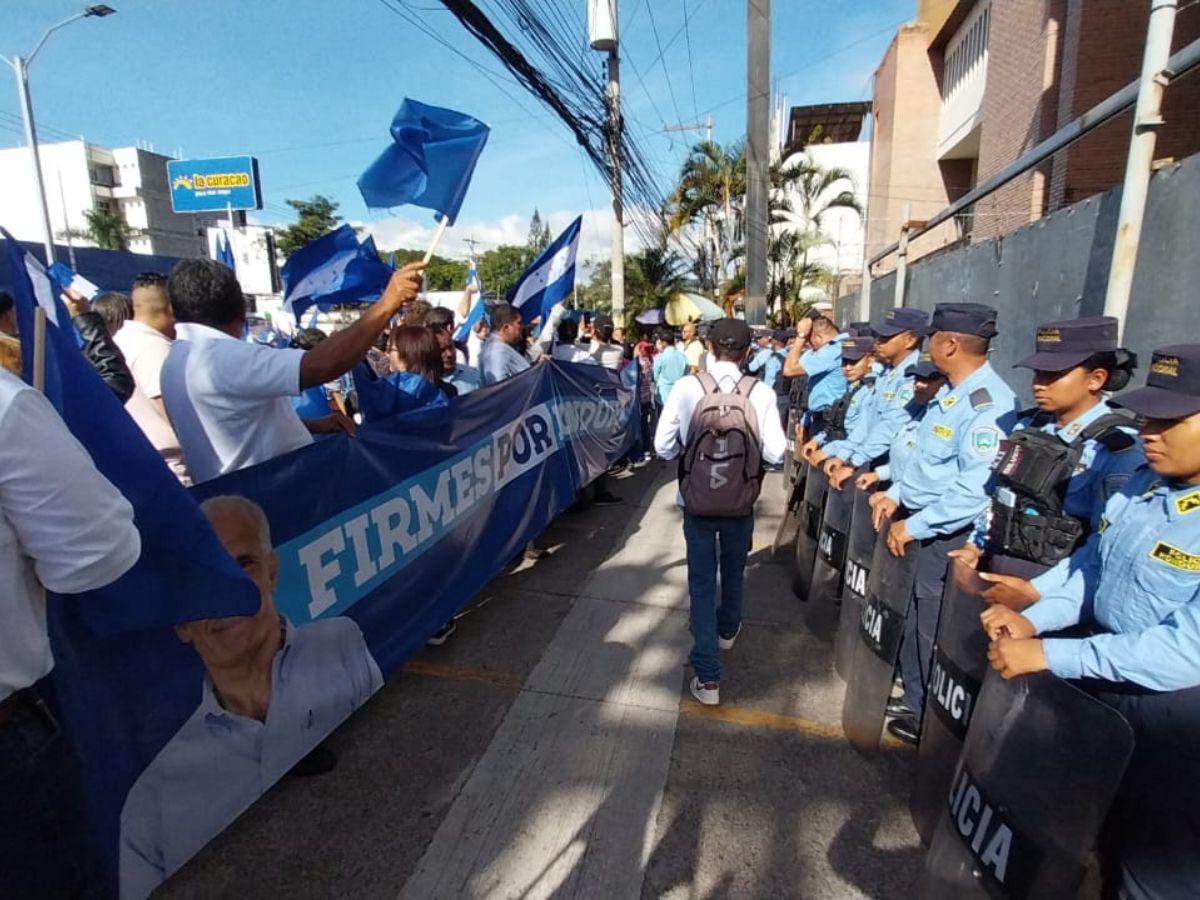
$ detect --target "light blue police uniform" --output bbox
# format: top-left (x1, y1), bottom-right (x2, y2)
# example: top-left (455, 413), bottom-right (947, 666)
top-left (119, 617), bottom-right (383, 897)
top-left (969, 400), bottom-right (1144, 547)
top-left (834, 349), bottom-right (921, 468)
top-left (800, 333), bottom-right (849, 422)
top-left (873, 400), bottom-right (927, 485)
top-left (748, 346), bottom-right (782, 390)
top-left (885, 361), bottom-right (1020, 541)
top-left (820, 379), bottom-right (876, 458)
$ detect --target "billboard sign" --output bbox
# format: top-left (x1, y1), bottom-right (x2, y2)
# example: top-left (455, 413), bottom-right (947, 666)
top-left (166, 155), bottom-right (262, 213)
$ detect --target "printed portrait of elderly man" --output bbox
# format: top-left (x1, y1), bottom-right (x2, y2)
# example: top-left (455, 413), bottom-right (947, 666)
top-left (118, 495), bottom-right (382, 899)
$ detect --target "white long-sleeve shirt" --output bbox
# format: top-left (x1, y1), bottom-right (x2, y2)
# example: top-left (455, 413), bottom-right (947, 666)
top-left (654, 360), bottom-right (787, 467)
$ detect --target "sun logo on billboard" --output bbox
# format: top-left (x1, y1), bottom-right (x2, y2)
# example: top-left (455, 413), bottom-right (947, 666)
top-left (171, 175), bottom-right (193, 191)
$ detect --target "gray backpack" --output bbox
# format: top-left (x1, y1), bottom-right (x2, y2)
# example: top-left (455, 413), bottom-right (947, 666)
top-left (679, 372), bottom-right (765, 517)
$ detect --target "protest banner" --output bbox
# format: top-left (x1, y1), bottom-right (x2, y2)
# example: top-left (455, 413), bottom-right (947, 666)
top-left (44, 360), bottom-right (637, 898)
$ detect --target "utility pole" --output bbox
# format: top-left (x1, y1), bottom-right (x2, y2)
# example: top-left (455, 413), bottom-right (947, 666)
top-left (464, 235), bottom-right (480, 264)
top-left (606, 46), bottom-right (624, 326)
top-left (744, 0), bottom-right (770, 326)
top-left (663, 115), bottom-right (713, 143)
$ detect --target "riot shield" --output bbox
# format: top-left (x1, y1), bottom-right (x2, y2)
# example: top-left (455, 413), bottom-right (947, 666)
top-left (792, 463), bottom-right (829, 599)
top-left (840, 516), bottom-right (917, 753)
top-left (834, 486), bottom-right (878, 680)
top-left (773, 456), bottom-right (808, 556)
top-left (920, 669), bottom-right (1134, 898)
top-left (910, 560), bottom-right (990, 843)
top-left (805, 471), bottom-right (858, 641)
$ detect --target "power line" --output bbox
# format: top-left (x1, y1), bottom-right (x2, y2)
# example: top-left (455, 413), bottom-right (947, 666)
top-left (681, 0), bottom-right (700, 120)
top-left (644, 0), bottom-right (684, 134)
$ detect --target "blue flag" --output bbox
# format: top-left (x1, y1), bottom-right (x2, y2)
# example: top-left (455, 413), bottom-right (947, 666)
top-left (281, 224), bottom-right (395, 321)
top-left (507, 216), bottom-right (582, 325)
top-left (454, 262), bottom-right (485, 342)
top-left (216, 231), bottom-right (236, 271)
top-left (3, 229), bottom-right (259, 634)
top-left (357, 98), bottom-right (489, 225)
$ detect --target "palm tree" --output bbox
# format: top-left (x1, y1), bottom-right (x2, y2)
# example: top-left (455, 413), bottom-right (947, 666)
top-left (665, 140), bottom-right (746, 297)
top-left (83, 207), bottom-right (135, 251)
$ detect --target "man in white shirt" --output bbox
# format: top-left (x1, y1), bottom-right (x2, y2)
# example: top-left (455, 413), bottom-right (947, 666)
top-left (551, 316), bottom-right (598, 365)
top-left (589, 313), bottom-right (625, 370)
top-left (680, 321), bottom-right (705, 373)
top-left (0, 368), bottom-right (141, 897)
top-left (113, 272), bottom-right (190, 483)
top-left (654, 319), bottom-right (786, 707)
top-left (161, 258), bottom-right (424, 483)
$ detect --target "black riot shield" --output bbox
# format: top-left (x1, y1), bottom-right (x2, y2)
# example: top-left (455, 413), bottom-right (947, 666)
top-left (805, 472), bottom-right (858, 640)
top-left (841, 516), bottom-right (917, 752)
top-left (792, 463), bottom-right (829, 599)
top-left (773, 456), bottom-right (808, 556)
top-left (920, 669), bottom-right (1134, 899)
top-left (910, 560), bottom-right (990, 843)
top-left (834, 486), bottom-right (877, 680)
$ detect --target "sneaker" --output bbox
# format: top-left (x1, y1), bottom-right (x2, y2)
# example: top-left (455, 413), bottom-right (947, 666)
top-left (689, 676), bottom-right (720, 706)
top-left (886, 714), bottom-right (921, 745)
top-left (718, 623), bottom-right (742, 651)
top-left (426, 620), bottom-right (457, 646)
top-left (630, 456), bottom-right (649, 469)
top-left (593, 490), bottom-right (623, 505)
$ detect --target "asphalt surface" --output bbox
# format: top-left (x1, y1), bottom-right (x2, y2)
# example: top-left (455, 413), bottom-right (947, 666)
top-left (162, 464), bottom-right (924, 899)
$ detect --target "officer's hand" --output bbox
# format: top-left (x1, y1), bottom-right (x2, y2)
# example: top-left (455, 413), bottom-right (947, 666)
top-left (856, 471), bottom-right (880, 491)
top-left (886, 519), bottom-right (914, 557)
top-left (871, 495), bottom-right (898, 530)
top-left (948, 543), bottom-right (984, 569)
top-left (980, 604), bottom-right (1035, 641)
top-left (978, 572), bottom-right (1041, 611)
top-left (828, 463), bottom-right (854, 490)
top-left (821, 456), bottom-right (843, 476)
top-left (987, 637), bottom-right (1047, 679)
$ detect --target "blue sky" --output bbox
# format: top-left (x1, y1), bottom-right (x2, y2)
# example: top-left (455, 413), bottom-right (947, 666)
top-left (4, 0), bottom-right (911, 259)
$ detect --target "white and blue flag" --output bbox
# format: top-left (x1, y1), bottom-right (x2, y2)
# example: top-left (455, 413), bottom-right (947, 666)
top-left (454, 262), bottom-right (485, 342)
top-left (47, 261), bottom-right (99, 301)
top-left (506, 215), bottom-right (582, 325)
top-left (280, 224), bottom-right (394, 321)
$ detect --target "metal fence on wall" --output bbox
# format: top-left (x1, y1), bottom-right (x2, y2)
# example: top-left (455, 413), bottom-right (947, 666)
top-left (840, 152), bottom-right (1200, 403)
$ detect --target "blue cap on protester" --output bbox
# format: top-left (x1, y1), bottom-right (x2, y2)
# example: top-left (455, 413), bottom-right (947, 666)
top-left (872, 307), bottom-right (930, 338)
top-left (1111, 345), bottom-right (1200, 420)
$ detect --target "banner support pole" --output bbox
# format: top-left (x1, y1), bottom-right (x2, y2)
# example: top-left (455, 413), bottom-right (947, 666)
top-left (32, 306), bottom-right (45, 392)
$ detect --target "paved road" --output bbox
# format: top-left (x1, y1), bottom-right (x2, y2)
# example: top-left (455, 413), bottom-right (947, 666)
top-left (163, 465), bottom-right (924, 899)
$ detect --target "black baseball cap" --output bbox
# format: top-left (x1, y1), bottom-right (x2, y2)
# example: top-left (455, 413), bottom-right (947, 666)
top-left (873, 307), bottom-right (930, 338)
top-left (708, 318), bottom-right (752, 351)
top-left (1015, 316), bottom-right (1119, 371)
top-left (1112, 345), bottom-right (1200, 420)
top-left (593, 313), bottom-right (614, 331)
top-left (841, 336), bottom-right (875, 361)
top-left (928, 302), bottom-right (998, 339)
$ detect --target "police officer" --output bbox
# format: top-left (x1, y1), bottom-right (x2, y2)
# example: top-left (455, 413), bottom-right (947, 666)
top-left (781, 313), bottom-right (849, 443)
top-left (802, 336), bottom-right (876, 466)
top-left (825, 308), bottom-right (929, 490)
top-left (857, 353), bottom-right (947, 493)
top-left (872, 303), bottom-right (1019, 744)
top-left (770, 330), bottom-right (795, 426)
top-left (981, 344), bottom-right (1200, 899)
top-left (747, 329), bottom-right (783, 390)
top-left (953, 316), bottom-right (1144, 573)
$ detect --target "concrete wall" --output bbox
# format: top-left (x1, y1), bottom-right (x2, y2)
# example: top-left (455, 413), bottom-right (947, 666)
top-left (853, 150), bottom-right (1200, 403)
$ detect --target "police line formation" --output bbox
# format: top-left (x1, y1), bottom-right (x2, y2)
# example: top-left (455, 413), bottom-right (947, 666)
top-left (756, 302), bottom-right (1199, 898)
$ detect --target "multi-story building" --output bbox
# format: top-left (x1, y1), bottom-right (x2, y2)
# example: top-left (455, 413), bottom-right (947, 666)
top-left (0, 140), bottom-right (223, 258)
top-left (866, 0), bottom-right (1200, 270)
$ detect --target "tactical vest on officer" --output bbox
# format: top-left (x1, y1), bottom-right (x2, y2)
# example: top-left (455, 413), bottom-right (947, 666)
top-left (819, 377), bottom-right (873, 443)
top-left (985, 410), bottom-right (1135, 565)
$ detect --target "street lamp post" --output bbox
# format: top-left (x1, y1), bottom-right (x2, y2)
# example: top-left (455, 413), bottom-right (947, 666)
top-left (2, 5), bottom-right (117, 266)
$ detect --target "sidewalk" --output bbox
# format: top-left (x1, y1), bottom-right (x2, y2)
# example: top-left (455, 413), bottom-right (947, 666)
top-left (163, 464), bottom-right (923, 898)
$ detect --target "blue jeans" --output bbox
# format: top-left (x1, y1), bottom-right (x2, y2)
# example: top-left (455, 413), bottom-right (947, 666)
top-left (683, 513), bottom-right (755, 683)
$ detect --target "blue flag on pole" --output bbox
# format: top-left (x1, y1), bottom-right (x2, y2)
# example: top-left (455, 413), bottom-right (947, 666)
top-left (357, 98), bottom-right (489, 224)
top-left (454, 262), bottom-right (485, 342)
top-left (2, 229), bottom-right (259, 634)
top-left (216, 231), bottom-right (236, 271)
top-left (507, 216), bottom-right (582, 325)
top-left (280, 224), bottom-right (395, 321)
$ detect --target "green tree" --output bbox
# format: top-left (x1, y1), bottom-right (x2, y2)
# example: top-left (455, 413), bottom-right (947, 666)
top-left (386, 248), bottom-right (468, 291)
top-left (83, 207), bottom-right (135, 251)
top-left (527, 209), bottom-right (551, 254)
top-left (477, 245), bottom-right (532, 299)
top-left (275, 195), bottom-right (341, 258)
top-left (665, 140), bottom-right (746, 296)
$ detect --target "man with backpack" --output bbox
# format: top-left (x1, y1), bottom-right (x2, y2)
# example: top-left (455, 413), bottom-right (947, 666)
top-left (654, 319), bottom-right (787, 706)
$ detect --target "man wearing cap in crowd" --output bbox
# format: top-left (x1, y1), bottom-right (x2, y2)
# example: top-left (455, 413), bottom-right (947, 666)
top-left (822, 308), bottom-right (929, 490)
top-left (654, 318), bottom-right (786, 708)
top-left (952, 316), bottom-right (1143, 573)
top-left (980, 343), bottom-right (1200, 899)
top-left (870, 302), bottom-right (1019, 744)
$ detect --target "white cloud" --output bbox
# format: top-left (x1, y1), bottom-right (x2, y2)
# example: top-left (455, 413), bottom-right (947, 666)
top-left (355, 206), bottom-right (654, 269)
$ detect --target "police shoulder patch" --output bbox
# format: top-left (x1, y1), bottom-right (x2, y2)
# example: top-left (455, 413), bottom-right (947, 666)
top-left (968, 425), bottom-right (1000, 457)
top-left (898, 384), bottom-right (914, 402)
top-left (1175, 490), bottom-right (1200, 516)
top-left (1150, 541), bottom-right (1200, 572)
top-left (969, 388), bottom-right (994, 410)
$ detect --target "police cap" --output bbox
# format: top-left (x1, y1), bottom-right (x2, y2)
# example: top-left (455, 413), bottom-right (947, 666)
top-left (847, 321), bottom-right (873, 337)
top-left (1015, 316), bottom-right (1119, 371)
top-left (905, 351), bottom-right (942, 380)
top-left (1112, 345), bottom-right (1200, 420)
top-left (928, 302), bottom-right (998, 339)
top-left (872, 306), bottom-right (930, 338)
top-left (708, 318), bottom-right (752, 351)
top-left (840, 336), bottom-right (875, 361)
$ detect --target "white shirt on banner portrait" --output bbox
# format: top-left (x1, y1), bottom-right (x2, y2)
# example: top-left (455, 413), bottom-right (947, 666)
top-left (161, 323), bottom-right (312, 483)
top-left (0, 369), bottom-right (140, 700)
